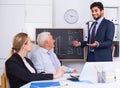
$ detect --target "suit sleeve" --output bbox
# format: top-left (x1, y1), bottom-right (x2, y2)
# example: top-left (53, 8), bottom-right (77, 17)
top-left (5, 60), bottom-right (53, 83)
top-left (97, 21), bottom-right (115, 48)
top-left (81, 41), bottom-right (88, 48)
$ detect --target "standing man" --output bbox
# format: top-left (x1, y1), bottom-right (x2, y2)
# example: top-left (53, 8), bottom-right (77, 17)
top-left (72, 2), bottom-right (115, 62)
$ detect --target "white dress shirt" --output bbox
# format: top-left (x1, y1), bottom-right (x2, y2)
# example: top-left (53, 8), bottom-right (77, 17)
top-left (29, 45), bottom-right (74, 74)
top-left (30, 46), bottom-right (61, 73)
top-left (23, 58), bottom-right (36, 73)
top-left (90, 17), bottom-right (104, 35)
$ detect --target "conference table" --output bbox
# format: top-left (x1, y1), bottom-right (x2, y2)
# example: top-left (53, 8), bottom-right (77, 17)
top-left (21, 61), bottom-right (120, 88)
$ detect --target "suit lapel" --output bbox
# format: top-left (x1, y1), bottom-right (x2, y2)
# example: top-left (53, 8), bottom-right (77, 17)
top-left (95, 18), bottom-right (105, 37)
top-left (25, 58), bottom-right (37, 73)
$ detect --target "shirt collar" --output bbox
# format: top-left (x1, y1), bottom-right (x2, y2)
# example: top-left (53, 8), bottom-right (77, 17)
top-left (39, 47), bottom-right (48, 53)
top-left (96, 17), bottom-right (104, 25)
top-left (39, 47), bottom-right (53, 54)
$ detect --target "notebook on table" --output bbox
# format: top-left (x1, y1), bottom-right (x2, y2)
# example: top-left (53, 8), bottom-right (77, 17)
top-left (30, 81), bottom-right (60, 88)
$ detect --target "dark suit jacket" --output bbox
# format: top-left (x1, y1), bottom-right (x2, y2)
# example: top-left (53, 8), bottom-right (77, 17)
top-left (81, 18), bottom-right (115, 61)
top-left (5, 53), bottom-right (53, 88)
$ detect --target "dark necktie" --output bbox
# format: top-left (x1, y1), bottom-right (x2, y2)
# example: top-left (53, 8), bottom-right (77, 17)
top-left (90, 22), bottom-right (98, 44)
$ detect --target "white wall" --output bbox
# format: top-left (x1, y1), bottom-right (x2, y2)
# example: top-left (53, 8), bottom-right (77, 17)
top-left (53, 0), bottom-right (93, 41)
top-left (24, 0), bottom-right (53, 41)
top-left (0, 5), bottom-right (24, 58)
top-left (0, 0), bottom-right (53, 58)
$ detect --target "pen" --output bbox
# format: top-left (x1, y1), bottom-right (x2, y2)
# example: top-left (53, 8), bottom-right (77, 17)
top-left (94, 65), bottom-right (99, 72)
top-left (94, 65), bottom-right (106, 83)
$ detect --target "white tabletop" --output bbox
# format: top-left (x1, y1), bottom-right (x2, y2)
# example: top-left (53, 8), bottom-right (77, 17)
top-left (21, 61), bottom-right (120, 88)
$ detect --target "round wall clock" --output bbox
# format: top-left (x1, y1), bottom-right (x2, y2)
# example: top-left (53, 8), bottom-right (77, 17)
top-left (64, 9), bottom-right (79, 24)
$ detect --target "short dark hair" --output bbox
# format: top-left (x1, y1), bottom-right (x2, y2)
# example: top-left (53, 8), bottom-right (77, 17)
top-left (90, 2), bottom-right (104, 10)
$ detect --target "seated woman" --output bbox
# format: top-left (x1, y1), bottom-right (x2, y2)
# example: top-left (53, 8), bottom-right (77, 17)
top-left (5, 32), bottom-right (64, 88)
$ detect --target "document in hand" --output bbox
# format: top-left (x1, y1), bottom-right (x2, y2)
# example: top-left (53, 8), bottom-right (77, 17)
top-left (30, 81), bottom-right (60, 88)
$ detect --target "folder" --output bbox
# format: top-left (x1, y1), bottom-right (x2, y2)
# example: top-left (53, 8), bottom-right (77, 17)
top-left (30, 81), bottom-right (60, 88)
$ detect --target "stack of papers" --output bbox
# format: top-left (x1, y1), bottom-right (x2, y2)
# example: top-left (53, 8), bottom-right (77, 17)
top-left (30, 81), bottom-right (60, 88)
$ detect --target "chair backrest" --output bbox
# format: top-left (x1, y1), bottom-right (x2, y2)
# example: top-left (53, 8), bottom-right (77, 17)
top-left (1, 71), bottom-right (10, 88)
top-left (1, 73), bottom-right (6, 88)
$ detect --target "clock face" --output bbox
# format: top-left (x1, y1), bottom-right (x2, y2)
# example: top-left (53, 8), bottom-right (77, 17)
top-left (64, 9), bottom-right (79, 24)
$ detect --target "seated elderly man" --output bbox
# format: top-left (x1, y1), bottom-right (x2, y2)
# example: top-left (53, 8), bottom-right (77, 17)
top-left (29, 32), bottom-right (78, 73)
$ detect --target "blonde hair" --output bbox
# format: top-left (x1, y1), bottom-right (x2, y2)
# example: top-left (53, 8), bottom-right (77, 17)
top-left (8, 32), bottom-right (28, 58)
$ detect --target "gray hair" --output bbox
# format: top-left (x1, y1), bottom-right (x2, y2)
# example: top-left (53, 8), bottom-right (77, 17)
top-left (37, 32), bottom-right (51, 46)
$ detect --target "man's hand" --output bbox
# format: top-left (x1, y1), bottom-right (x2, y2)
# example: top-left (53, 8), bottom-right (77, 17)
top-left (72, 69), bottom-right (78, 74)
top-left (87, 41), bottom-right (99, 47)
top-left (72, 41), bottom-right (80, 47)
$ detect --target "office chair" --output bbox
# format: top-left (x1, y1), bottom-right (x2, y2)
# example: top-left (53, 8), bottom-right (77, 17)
top-left (1, 73), bottom-right (6, 88)
top-left (1, 69), bottom-right (10, 88)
